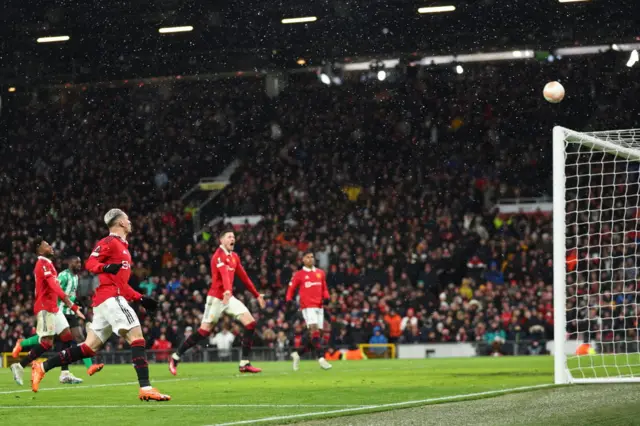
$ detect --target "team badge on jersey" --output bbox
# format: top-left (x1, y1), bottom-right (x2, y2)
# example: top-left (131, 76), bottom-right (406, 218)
top-left (316, 273), bottom-right (321, 278)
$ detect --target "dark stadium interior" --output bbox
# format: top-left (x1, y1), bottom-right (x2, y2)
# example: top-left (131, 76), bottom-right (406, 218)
top-left (1, 0), bottom-right (640, 82)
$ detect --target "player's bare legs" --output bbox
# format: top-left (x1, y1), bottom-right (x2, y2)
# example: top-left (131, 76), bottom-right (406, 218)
top-left (57, 327), bottom-right (83, 384)
top-left (11, 335), bottom-right (54, 386)
top-left (121, 326), bottom-right (171, 401)
top-left (70, 325), bottom-right (104, 376)
top-left (291, 323), bottom-right (331, 371)
top-left (31, 329), bottom-right (102, 391)
top-left (237, 311), bottom-right (261, 373)
top-left (170, 319), bottom-right (214, 375)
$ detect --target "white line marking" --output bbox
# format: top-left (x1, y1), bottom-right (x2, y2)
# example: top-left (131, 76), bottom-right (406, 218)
top-left (0, 404), bottom-right (363, 409)
top-left (0, 377), bottom-right (194, 395)
top-left (205, 384), bottom-right (556, 426)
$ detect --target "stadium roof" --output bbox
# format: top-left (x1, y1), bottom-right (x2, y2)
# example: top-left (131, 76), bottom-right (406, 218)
top-left (1, 0), bottom-right (638, 84)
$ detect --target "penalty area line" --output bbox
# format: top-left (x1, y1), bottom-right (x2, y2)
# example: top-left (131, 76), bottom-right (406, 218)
top-left (206, 384), bottom-right (556, 426)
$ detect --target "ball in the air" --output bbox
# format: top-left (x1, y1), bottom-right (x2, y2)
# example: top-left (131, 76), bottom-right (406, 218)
top-left (543, 81), bottom-right (565, 103)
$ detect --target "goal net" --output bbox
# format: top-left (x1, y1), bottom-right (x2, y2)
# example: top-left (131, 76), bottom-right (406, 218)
top-left (554, 126), bottom-right (640, 384)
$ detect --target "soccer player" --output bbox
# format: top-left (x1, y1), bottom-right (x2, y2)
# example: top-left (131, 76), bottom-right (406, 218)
top-left (12, 256), bottom-right (104, 382)
top-left (169, 229), bottom-right (266, 374)
top-left (31, 209), bottom-right (170, 402)
top-left (286, 251), bottom-right (332, 371)
top-left (10, 238), bottom-right (87, 386)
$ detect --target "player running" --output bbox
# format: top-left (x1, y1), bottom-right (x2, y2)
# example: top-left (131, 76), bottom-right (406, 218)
top-left (170, 229), bottom-right (266, 374)
top-left (30, 209), bottom-right (170, 402)
top-left (10, 238), bottom-right (87, 386)
top-left (286, 251), bottom-right (332, 371)
top-left (12, 256), bottom-right (104, 382)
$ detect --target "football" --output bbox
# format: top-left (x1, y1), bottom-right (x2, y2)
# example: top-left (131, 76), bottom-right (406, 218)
top-left (543, 81), bottom-right (565, 103)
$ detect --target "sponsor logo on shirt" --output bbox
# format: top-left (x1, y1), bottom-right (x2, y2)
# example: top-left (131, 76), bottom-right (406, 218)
top-left (304, 281), bottom-right (322, 289)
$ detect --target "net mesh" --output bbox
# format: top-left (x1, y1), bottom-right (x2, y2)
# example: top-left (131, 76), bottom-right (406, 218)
top-left (563, 128), bottom-right (640, 380)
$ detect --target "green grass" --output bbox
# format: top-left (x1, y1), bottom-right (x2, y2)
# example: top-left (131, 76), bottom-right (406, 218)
top-left (1, 357), bottom-right (637, 425)
top-left (567, 353), bottom-right (640, 379)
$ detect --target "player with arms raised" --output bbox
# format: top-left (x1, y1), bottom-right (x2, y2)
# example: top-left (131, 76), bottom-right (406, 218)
top-left (286, 251), bottom-right (332, 371)
top-left (10, 238), bottom-right (87, 386)
top-left (31, 209), bottom-right (169, 402)
top-left (170, 229), bottom-right (266, 374)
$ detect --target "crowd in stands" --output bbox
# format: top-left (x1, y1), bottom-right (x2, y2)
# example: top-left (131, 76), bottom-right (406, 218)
top-left (1, 54), bottom-right (639, 359)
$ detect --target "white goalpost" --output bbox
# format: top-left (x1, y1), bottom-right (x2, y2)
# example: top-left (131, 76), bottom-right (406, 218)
top-left (554, 126), bottom-right (640, 384)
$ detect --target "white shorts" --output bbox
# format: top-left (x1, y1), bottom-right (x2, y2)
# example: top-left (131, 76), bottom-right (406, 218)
top-left (203, 295), bottom-right (249, 324)
top-left (302, 308), bottom-right (324, 326)
top-left (36, 310), bottom-right (69, 338)
top-left (90, 296), bottom-right (141, 343)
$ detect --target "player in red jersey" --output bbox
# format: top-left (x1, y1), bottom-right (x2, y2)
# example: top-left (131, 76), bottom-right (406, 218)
top-left (170, 229), bottom-right (266, 374)
top-left (31, 209), bottom-right (170, 402)
top-left (286, 251), bottom-right (332, 371)
top-left (10, 237), bottom-right (87, 386)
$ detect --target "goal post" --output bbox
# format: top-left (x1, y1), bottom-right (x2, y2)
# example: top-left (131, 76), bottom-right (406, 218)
top-left (553, 126), bottom-right (640, 384)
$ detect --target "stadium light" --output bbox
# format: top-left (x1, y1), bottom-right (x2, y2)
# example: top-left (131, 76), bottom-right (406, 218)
top-left (281, 16), bottom-right (317, 24)
top-left (558, 0), bottom-right (590, 3)
top-left (377, 70), bottom-right (387, 81)
top-left (36, 35), bottom-right (70, 43)
top-left (158, 26), bottom-right (194, 34)
top-left (627, 50), bottom-right (639, 68)
top-left (455, 65), bottom-right (464, 74)
top-left (418, 5), bottom-right (456, 14)
top-left (320, 73), bottom-right (331, 85)
top-left (8, 87), bottom-right (16, 92)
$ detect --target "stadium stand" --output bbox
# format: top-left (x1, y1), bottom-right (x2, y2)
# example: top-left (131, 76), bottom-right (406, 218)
top-left (1, 55), bottom-right (640, 359)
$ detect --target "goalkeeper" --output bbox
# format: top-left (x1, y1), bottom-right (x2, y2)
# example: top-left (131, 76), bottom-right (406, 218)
top-left (12, 256), bottom-right (104, 381)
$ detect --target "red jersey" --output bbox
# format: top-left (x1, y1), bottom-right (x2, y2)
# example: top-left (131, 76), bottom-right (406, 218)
top-left (286, 267), bottom-right (329, 309)
top-left (208, 246), bottom-right (260, 300)
top-left (85, 233), bottom-right (142, 307)
top-left (34, 256), bottom-right (67, 315)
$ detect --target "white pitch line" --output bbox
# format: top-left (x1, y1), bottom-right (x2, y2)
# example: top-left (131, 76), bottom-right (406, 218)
top-left (205, 384), bottom-right (556, 426)
top-left (0, 377), bottom-right (194, 395)
top-left (0, 404), bottom-right (364, 409)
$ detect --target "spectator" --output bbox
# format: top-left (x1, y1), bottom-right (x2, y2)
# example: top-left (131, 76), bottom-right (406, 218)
top-left (275, 331), bottom-right (290, 361)
top-left (369, 326), bottom-right (389, 355)
top-left (151, 334), bottom-right (172, 362)
top-left (166, 274), bottom-right (181, 293)
top-left (210, 326), bottom-right (237, 361)
top-left (400, 308), bottom-right (418, 332)
top-left (383, 309), bottom-right (402, 343)
top-left (139, 277), bottom-right (157, 296)
top-left (484, 262), bottom-right (505, 286)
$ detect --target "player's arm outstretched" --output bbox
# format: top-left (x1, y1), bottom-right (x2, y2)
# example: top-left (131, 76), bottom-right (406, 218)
top-left (43, 264), bottom-right (85, 319)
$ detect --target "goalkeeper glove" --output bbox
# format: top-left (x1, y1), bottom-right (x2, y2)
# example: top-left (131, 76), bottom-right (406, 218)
top-left (103, 263), bottom-right (123, 274)
top-left (140, 297), bottom-right (158, 313)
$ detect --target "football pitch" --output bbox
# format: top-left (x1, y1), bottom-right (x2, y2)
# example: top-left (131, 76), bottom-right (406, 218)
top-left (1, 357), bottom-right (639, 425)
